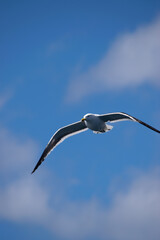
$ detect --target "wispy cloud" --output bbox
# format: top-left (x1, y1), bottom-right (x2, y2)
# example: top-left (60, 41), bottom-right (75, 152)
top-left (105, 170), bottom-right (160, 240)
top-left (0, 127), bottom-right (38, 176)
top-left (49, 169), bottom-right (160, 240)
top-left (0, 90), bottom-right (13, 110)
top-left (66, 17), bottom-right (160, 102)
top-left (0, 177), bottom-right (50, 223)
top-left (46, 40), bottom-right (65, 57)
top-left (0, 125), bottom-right (50, 224)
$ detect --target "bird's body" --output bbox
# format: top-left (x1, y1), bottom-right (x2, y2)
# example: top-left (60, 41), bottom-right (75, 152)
top-left (32, 112), bottom-right (160, 174)
top-left (82, 114), bottom-right (109, 133)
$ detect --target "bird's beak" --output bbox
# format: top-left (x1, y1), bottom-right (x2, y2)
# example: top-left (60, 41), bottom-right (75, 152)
top-left (81, 118), bottom-right (86, 122)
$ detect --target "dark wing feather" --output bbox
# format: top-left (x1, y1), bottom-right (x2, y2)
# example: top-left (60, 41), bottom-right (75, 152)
top-left (99, 112), bottom-right (135, 122)
top-left (31, 121), bottom-right (87, 174)
top-left (99, 112), bottom-right (160, 133)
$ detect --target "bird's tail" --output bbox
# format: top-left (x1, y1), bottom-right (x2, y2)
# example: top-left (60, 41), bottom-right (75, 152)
top-left (105, 124), bottom-right (113, 131)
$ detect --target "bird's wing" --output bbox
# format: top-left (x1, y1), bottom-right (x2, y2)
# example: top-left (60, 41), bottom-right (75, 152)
top-left (32, 121), bottom-right (87, 173)
top-left (99, 112), bottom-right (160, 133)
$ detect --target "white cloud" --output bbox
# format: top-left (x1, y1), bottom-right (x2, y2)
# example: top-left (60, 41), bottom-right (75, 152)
top-left (66, 17), bottom-right (160, 102)
top-left (105, 170), bottom-right (160, 240)
top-left (49, 170), bottom-right (160, 240)
top-left (0, 127), bottom-right (38, 176)
top-left (1, 161), bottom-right (160, 240)
top-left (0, 125), bottom-right (52, 225)
top-left (0, 177), bottom-right (50, 223)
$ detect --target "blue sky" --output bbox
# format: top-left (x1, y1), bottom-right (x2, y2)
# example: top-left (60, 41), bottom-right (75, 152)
top-left (0, 1), bottom-right (160, 239)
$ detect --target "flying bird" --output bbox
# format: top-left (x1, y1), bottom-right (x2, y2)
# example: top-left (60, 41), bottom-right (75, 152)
top-left (32, 112), bottom-right (160, 173)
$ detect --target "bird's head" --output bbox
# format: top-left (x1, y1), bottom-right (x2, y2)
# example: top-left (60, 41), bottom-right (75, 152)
top-left (81, 113), bottom-right (93, 122)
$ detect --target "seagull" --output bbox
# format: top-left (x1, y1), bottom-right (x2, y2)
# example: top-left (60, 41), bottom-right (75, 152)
top-left (32, 112), bottom-right (160, 173)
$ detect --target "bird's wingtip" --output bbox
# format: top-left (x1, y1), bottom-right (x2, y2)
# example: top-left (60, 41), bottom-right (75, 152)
top-left (31, 155), bottom-right (45, 174)
top-left (31, 163), bottom-right (39, 174)
top-left (31, 168), bottom-right (36, 174)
